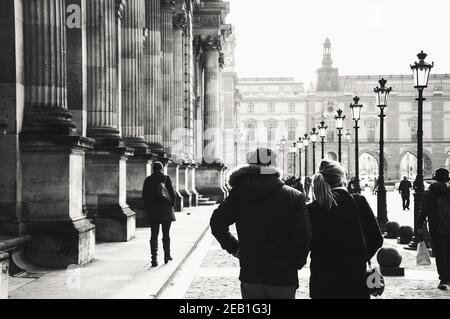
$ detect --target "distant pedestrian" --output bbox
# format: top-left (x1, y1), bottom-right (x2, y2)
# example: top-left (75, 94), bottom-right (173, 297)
top-left (418, 168), bottom-right (450, 291)
top-left (210, 148), bottom-right (312, 299)
top-left (304, 176), bottom-right (312, 202)
top-left (372, 178), bottom-right (378, 195)
top-left (293, 178), bottom-right (304, 193)
top-left (307, 160), bottom-right (383, 299)
top-left (399, 176), bottom-right (412, 210)
top-left (142, 162), bottom-right (176, 267)
top-left (347, 177), bottom-right (358, 194)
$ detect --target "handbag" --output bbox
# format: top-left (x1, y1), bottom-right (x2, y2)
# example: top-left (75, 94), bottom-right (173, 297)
top-left (416, 241), bottom-right (432, 266)
top-left (157, 176), bottom-right (172, 202)
top-left (353, 195), bottom-right (385, 297)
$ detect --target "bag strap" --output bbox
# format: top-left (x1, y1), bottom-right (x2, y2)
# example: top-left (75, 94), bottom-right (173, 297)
top-left (352, 194), bottom-right (372, 267)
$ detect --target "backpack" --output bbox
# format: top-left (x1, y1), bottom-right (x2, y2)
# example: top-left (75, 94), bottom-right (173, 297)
top-left (435, 195), bottom-right (450, 234)
top-left (157, 176), bottom-right (172, 202)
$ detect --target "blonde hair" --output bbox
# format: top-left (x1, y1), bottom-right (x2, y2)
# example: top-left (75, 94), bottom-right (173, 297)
top-left (312, 160), bottom-right (345, 210)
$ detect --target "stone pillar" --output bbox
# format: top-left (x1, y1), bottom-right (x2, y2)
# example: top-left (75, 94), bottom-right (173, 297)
top-left (121, 0), bottom-right (152, 227)
top-left (160, 0), bottom-right (175, 153)
top-left (179, 164), bottom-right (192, 208)
top-left (19, 0), bottom-right (95, 267)
top-left (167, 162), bottom-right (184, 212)
top-left (85, 0), bottom-right (136, 242)
top-left (0, 251), bottom-right (8, 299)
top-left (0, 0), bottom-right (24, 235)
top-left (183, 12), bottom-right (195, 160)
top-left (144, 0), bottom-right (164, 154)
top-left (189, 165), bottom-right (199, 206)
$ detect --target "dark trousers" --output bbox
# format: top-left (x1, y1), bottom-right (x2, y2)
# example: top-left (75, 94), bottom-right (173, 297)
top-left (430, 231), bottom-right (450, 282)
top-left (150, 222), bottom-right (172, 258)
top-left (241, 282), bottom-right (297, 299)
top-left (401, 194), bottom-right (410, 209)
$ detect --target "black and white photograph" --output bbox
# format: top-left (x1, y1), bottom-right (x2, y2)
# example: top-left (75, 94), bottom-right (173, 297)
top-left (1, 0), bottom-right (450, 308)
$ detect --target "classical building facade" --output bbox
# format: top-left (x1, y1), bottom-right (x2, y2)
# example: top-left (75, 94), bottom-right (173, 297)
top-left (237, 39), bottom-right (450, 182)
top-left (0, 0), bottom-right (236, 270)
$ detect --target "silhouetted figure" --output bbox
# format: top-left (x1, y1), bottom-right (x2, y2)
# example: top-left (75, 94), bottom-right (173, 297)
top-left (304, 177), bottom-right (312, 202)
top-left (307, 160), bottom-right (383, 299)
top-left (418, 168), bottom-right (450, 291)
top-left (210, 148), bottom-right (311, 299)
top-left (142, 162), bottom-right (176, 267)
top-left (398, 176), bottom-right (412, 210)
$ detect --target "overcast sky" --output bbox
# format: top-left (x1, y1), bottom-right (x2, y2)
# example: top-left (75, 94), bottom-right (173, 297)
top-left (226, 0), bottom-right (450, 87)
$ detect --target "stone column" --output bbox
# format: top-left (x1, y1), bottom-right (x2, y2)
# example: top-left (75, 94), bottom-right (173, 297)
top-left (179, 163), bottom-right (192, 208)
top-left (144, 0), bottom-right (164, 154)
top-left (19, 0), bottom-right (95, 267)
top-left (0, 0), bottom-right (24, 235)
top-left (160, 0), bottom-right (175, 153)
top-left (85, 0), bottom-right (136, 242)
top-left (122, 0), bottom-right (153, 227)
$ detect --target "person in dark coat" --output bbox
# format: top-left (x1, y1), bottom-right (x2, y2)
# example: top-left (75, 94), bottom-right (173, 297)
top-left (418, 168), bottom-right (450, 290)
top-left (210, 148), bottom-right (312, 299)
top-left (399, 176), bottom-right (412, 210)
top-left (307, 160), bottom-right (383, 299)
top-left (304, 176), bottom-right (312, 202)
top-left (142, 162), bottom-right (176, 267)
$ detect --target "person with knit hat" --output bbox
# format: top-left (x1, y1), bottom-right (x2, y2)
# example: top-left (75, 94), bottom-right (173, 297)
top-left (418, 168), bottom-right (450, 290)
top-left (307, 160), bottom-right (383, 299)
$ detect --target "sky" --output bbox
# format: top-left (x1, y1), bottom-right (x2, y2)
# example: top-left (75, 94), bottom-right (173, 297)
top-left (226, 0), bottom-right (450, 87)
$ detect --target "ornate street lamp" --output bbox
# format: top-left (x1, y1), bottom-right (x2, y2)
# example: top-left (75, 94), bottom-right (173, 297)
top-left (290, 143), bottom-right (297, 176)
top-left (303, 134), bottom-right (310, 178)
top-left (334, 109), bottom-right (346, 163)
top-left (281, 136), bottom-right (287, 178)
top-left (349, 96), bottom-right (363, 194)
top-left (318, 120), bottom-right (328, 159)
top-left (296, 138), bottom-right (304, 180)
top-left (374, 78), bottom-right (392, 232)
top-left (310, 127), bottom-right (319, 173)
top-left (407, 51), bottom-right (434, 250)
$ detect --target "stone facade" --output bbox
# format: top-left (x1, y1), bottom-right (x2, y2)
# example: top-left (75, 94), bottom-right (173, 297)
top-left (0, 0), bottom-right (235, 268)
top-left (237, 39), bottom-right (450, 182)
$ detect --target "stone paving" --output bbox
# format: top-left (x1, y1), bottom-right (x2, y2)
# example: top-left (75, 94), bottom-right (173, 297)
top-left (184, 190), bottom-right (450, 299)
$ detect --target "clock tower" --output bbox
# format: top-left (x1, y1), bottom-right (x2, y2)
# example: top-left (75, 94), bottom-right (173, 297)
top-left (316, 38), bottom-right (340, 92)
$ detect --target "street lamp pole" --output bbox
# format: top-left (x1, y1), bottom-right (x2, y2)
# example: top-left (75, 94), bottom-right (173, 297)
top-left (303, 134), bottom-right (310, 178)
top-left (350, 96), bottom-right (363, 194)
top-left (319, 120), bottom-right (328, 160)
top-left (310, 128), bottom-right (318, 173)
top-left (407, 51), bottom-right (434, 250)
top-left (297, 138), bottom-right (303, 180)
top-left (374, 78), bottom-right (392, 232)
top-left (290, 143), bottom-right (297, 177)
top-left (335, 109), bottom-right (346, 163)
top-left (281, 136), bottom-right (287, 178)
top-left (346, 129), bottom-right (352, 176)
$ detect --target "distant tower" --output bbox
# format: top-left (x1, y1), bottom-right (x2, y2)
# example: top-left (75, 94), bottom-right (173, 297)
top-left (316, 38), bottom-right (340, 92)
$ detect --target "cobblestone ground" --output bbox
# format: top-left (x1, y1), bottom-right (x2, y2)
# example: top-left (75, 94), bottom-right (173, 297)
top-left (183, 190), bottom-right (450, 299)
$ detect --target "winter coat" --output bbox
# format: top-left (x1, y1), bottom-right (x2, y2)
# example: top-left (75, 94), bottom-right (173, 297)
top-left (142, 171), bottom-right (176, 222)
top-left (399, 180), bottom-right (412, 196)
top-left (307, 188), bottom-right (383, 299)
top-left (210, 165), bottom-right (312, 287)
top-left (418, 181), bottom-right (450, 233)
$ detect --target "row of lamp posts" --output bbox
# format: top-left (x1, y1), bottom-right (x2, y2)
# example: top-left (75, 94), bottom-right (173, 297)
top-left (277, 51), bottom-right (433, 237)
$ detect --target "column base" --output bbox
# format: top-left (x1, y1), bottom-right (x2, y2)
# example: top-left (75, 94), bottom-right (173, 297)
top-left (167, 164), bottom-right (184, 213)
top-left (196, 163), bottom-right (226, 203)
top-left (22, 219), bottom-right (95, 268)
top-left (179, 165), bottom-right (192, 208)
top-left (0, 251), bottom-right (8, 299)
top-left (93, 205), bottom-right (136, 242)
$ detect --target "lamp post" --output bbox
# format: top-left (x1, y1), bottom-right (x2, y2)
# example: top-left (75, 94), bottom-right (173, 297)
top-left (296, 138), bottom-right (303, 180)
top-left (281, 136), bottom-right (287, 178)
top-left (303, 134), bottom-right (310, 178)
top-left (374, 78), bottom-right (392, 232)
top-left (350, 96), bottom-right (363, 194)
top-left (310, 127), bottom-right (318, 173)
top-left (346, 129), bottom-right (352, 176)
top-left (407, 51), bottom-right (434, 250)
top-left (319, 120), bottom-right (328, 159)
top-left (335, 109), bottom-right (346, 163)
top-left (290, 143), bottom-right (297, 176)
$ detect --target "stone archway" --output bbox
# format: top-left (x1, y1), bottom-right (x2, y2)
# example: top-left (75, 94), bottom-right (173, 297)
top-left (359, 153), bottom-right (378, 180)
top-left (399, 152), bottom-right (417, 180)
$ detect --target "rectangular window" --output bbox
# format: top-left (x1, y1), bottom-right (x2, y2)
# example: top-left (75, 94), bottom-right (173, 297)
top-left (247, 123), bottom-right (256, 142)
top-left (367, 122), bottom-right (376, 142)
top-left (267, 123), bottom-right (276, 142)
top-left (248, 103), bottom-right (255, 113)
top-left (289, 103), bottom-right (295, 113)
top-left (268, 103), bottom-right (275, 113)
top-left (411, 121), bottom-right (417, 142)
top-left (287, 122), bottom-right (296, 141)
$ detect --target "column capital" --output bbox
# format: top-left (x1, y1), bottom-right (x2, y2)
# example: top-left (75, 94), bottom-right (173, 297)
top-left (161, 0), bottom-right (175, 11)
top-left (173, 11), bottom-right (187, 31)
top-left (116, 0), bottom-right (127, 20)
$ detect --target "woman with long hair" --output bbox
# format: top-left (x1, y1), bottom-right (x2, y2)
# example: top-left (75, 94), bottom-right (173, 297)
top-left (307, 160), bottom-right (383, 299)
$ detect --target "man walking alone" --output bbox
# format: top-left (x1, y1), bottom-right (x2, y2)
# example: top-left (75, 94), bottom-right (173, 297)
top-left (210, 148), bottom-right (312, 299)
top-left (399, 176), bottom-right (412, 210)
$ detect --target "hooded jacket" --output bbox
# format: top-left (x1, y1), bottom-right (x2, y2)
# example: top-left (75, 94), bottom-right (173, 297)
top-left (418, 181), bottom-right (450, 232)
top-left (210, 165), bottom-right (312, 287)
